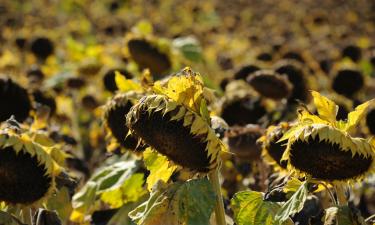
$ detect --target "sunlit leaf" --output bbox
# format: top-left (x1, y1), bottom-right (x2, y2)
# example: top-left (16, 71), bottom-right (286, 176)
top-left (231, 191), bottom-right (292, 225)
top-left (101, 173), bottom-right (147, 208)
top-left (345, 99), bottom-right (375, 132)
top-left (143, 148), bottom-right (177, 191)
top-left (275, 181), bottom-right (308, 225)
top-left (311, 91), bottom-right (338, 124)
top-left (173, 36), bottom-right (202, 62)
top-left (115, 71), bottom-right (142, 92)
top-left (129, 178), bottom-right (216, 225)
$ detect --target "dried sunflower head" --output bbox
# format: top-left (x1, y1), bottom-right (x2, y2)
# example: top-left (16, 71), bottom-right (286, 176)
top-left (280, 91), bottom-right (375, 182)
top-left (0, 76), bottom-right (32, 122)
top-left (332, 67), bottom-right (364, 98)
top-left (225, 125), bottom-right (263, 162)
top-left (0, 120), bottom-right (61, 206)
top-left (127, 38), bottom-right (171, 78)
top-left (103, 92), bottom-right (144, 152)
top-left (246, 70), bottom-right (293, 100)
top-left (126, 68), bottom-right (225, 172)
top-left (258, 122), bottom-right (291, 170)
top-left (274, 59), bottom-right (310, 103)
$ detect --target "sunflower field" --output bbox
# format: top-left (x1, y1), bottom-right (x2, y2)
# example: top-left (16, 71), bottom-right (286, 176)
top-left (1, 0), bottom-right (375, 224)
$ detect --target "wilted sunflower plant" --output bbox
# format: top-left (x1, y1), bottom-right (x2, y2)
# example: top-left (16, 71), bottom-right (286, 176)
top-left (232, 91), bottom-right (375, 225)
top-left (0, 117), bottom-right (72, 225)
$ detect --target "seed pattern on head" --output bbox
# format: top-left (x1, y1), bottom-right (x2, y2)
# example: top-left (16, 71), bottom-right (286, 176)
top-left (127, 95), bottom-right (222, 172)
top-left (289, 136), bottom-right (372, 181)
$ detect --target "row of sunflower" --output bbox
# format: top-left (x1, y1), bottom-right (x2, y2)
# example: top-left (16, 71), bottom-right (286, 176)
top-left (1, 0), bottom-right (375, 225)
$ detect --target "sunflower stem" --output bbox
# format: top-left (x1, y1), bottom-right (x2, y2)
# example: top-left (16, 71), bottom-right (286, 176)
top-left (335, 184), bottom-right (347, 206)
top-left (208, 168), bottom-right (226, 225)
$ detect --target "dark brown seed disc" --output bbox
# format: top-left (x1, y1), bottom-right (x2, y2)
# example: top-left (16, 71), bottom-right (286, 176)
top-left (128, 105), bottom-right (211, 172)
top-left (289, 137), bottom-right (372, 181)
top-left (105, 97), bottom-right (141, 151)
top-left (127, 39), bottom-right (171, 79)
top-left (247, 70), bottom-right (292, 100)
top-left (0, 147), bottom-right (52, 204)
top-left (332, 69), bottom-right (364, 97)
top-left (226, 125), bottom-right (263, 161)
top-left (366, 108), bottom-right (375, 135)
top-left (0, 77), bottom-right (32, 122)
top-left (274, 60), bottom-right (310, 103)
top-left (32, 90), bottom-right (57, 115)
top-left (30, 37), bottom-right (54, 60)
top-left (342, 45), bottom-right (362, 62)
top-left (221, 96), bottom-right (266, 126)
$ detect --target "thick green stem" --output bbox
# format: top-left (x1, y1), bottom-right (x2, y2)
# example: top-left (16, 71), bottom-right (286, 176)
top-left (208, 169), bottom-right (226, 225)
top-left (335, 184), bottom-right (347, 206)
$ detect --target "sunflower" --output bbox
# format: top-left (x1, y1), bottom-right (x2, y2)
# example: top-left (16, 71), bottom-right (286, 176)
top-left (103, 92), bottom-right (145, 152)
top-left (0, 76), bottom-right (32, 122)
top-left (259, 122), bottom-right (292, 170)
top-left (279, 91), bottom-right (375, 182)
top-left (0, 120), bottom-right (61, 206)
top-left (126, 67), bottom-right (225, 172)
top-left (332, 67), bottom-right (364, 98)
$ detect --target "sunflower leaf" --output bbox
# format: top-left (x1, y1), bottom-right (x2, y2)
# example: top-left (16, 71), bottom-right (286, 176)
top-left (345, 99), bottom-right (375, 132)
top-left (129, 178), bottom-right (216, 225)
top-left (275, 181), bottom-right (309, 225)
top-left (143, 148), bottom-right (177, 191)
top-left (231, 191), bottom-right (293, 225)
top-left (101, 173), bottom-right (147, 208)
top-left (115, 71), bottom-right (142, 92)
top-left (324, 206), bottom-right (366, 225)
top-left (311, 91), bottom-right (338, 124)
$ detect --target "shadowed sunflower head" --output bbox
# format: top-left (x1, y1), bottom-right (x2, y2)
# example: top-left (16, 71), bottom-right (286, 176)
top-left (280, 91), bottom-right (375, 182)
top-left (0, 120), bottom-right (60, 206)
top-left (365, 106), bottom-right (375, 135)
top-left (126, 68), bottom-right (225, 172)
top-left (332, 67), bottom-right (364, 98)
top-left (127, 38), bottom-right (171, 79)
top-left (103, 92), bottom-right (145, 152)
top-left (0, 76), bottom-right (32, 122)
top-left (246, 70), bottom-right (293, 100)
top-left (225, 125), bottom-right (263, 162)
top-left (258, 122), bottom-right (291, 170)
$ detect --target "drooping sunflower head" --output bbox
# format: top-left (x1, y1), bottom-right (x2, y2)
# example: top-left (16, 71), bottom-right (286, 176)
top-left (225, 125), bottom-right (263, 162)
top-left (246, 70), bottom-right (293, 100)
top-left (0, 76), bottom-right (32, 122)
top-left (274, 59), bottom-right (310, 104)
top-left (258, 122), bottom-right (292, 170)
top-left (103, 92), bottom-right (145, 152)
top-left (280, 91), bottom-right (375, 182)
top-left (0, 121), bottom-right (60, 206)
top-left (126, 68), bottom-right (225, 172)
top-left (332, 67), bottom-right (364, 98)
top-left (127, 38), bottom-right (171, 79)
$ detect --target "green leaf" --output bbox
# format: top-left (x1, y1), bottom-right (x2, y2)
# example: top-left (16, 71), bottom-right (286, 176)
top-left (0, 211), bottom-right (22, 225)
top-left (143, 148), bottom-right (177, 191)
top-left (47, 187), bottom-right (73, 224)
top-left (101, 173), bottom-right (147, 208)
top-left (107, 202), bottom-right (142, 225)
top-left (275, 181), bottom-right (309, 225)
top-left (345, 99), bottom-right (375, 132)
top-left (283, 178), bottom-right (303, 193)
top-left (129, 178), bottom-right (216, 225)
top-left (173, 36), bottom-right (202, 62)
top-left (231, 191), bottom-right (288, 225)
top-left (311, 91), bottom-right (338, 123)
top-left (115, 71), bottom-right (142, 92)
top-left (324, 206), bottom-right (366, 225)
